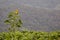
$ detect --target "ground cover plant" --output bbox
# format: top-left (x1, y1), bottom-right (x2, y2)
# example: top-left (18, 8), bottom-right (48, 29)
top-left (0, 9), bottom-right (60, 40)
top-left (0, 31), bottom-right (60, 40)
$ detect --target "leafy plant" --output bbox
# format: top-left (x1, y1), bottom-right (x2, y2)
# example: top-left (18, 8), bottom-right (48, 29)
top-left (0, 31), bottom-right (60, 40)
top-left (4, 9), bottom-right (23, 32)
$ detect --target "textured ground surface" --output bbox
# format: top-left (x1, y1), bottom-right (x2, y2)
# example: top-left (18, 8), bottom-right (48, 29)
top-left (0, 0), bottom-right (60, 32)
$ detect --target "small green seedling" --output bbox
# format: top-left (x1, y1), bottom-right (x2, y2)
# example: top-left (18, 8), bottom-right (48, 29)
top-left (4, 9), bottom-right (23, 32)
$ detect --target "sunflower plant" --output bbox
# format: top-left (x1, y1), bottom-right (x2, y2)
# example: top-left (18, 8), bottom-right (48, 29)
top-left (4, 9), bottom-right (23, 32)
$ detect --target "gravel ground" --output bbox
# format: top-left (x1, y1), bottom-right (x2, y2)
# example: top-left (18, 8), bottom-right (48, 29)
top-left (0, 0), bottom-right (60, 32)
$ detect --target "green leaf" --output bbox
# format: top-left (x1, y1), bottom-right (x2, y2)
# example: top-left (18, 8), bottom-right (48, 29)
top-left (16, 24), bottom-right (21, 27)
top-left (4, 20), bottom-right (10, 24)
top-left (8, 14), bottom-right (13, 18)
top-left (19, 19), bottom-right (22, 24)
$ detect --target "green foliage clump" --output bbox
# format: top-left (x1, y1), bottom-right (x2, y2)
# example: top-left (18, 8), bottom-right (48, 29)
top-left (4, 9), bottom-right (22, 32)
top-left (0, 31), bottom-right (60, 40)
